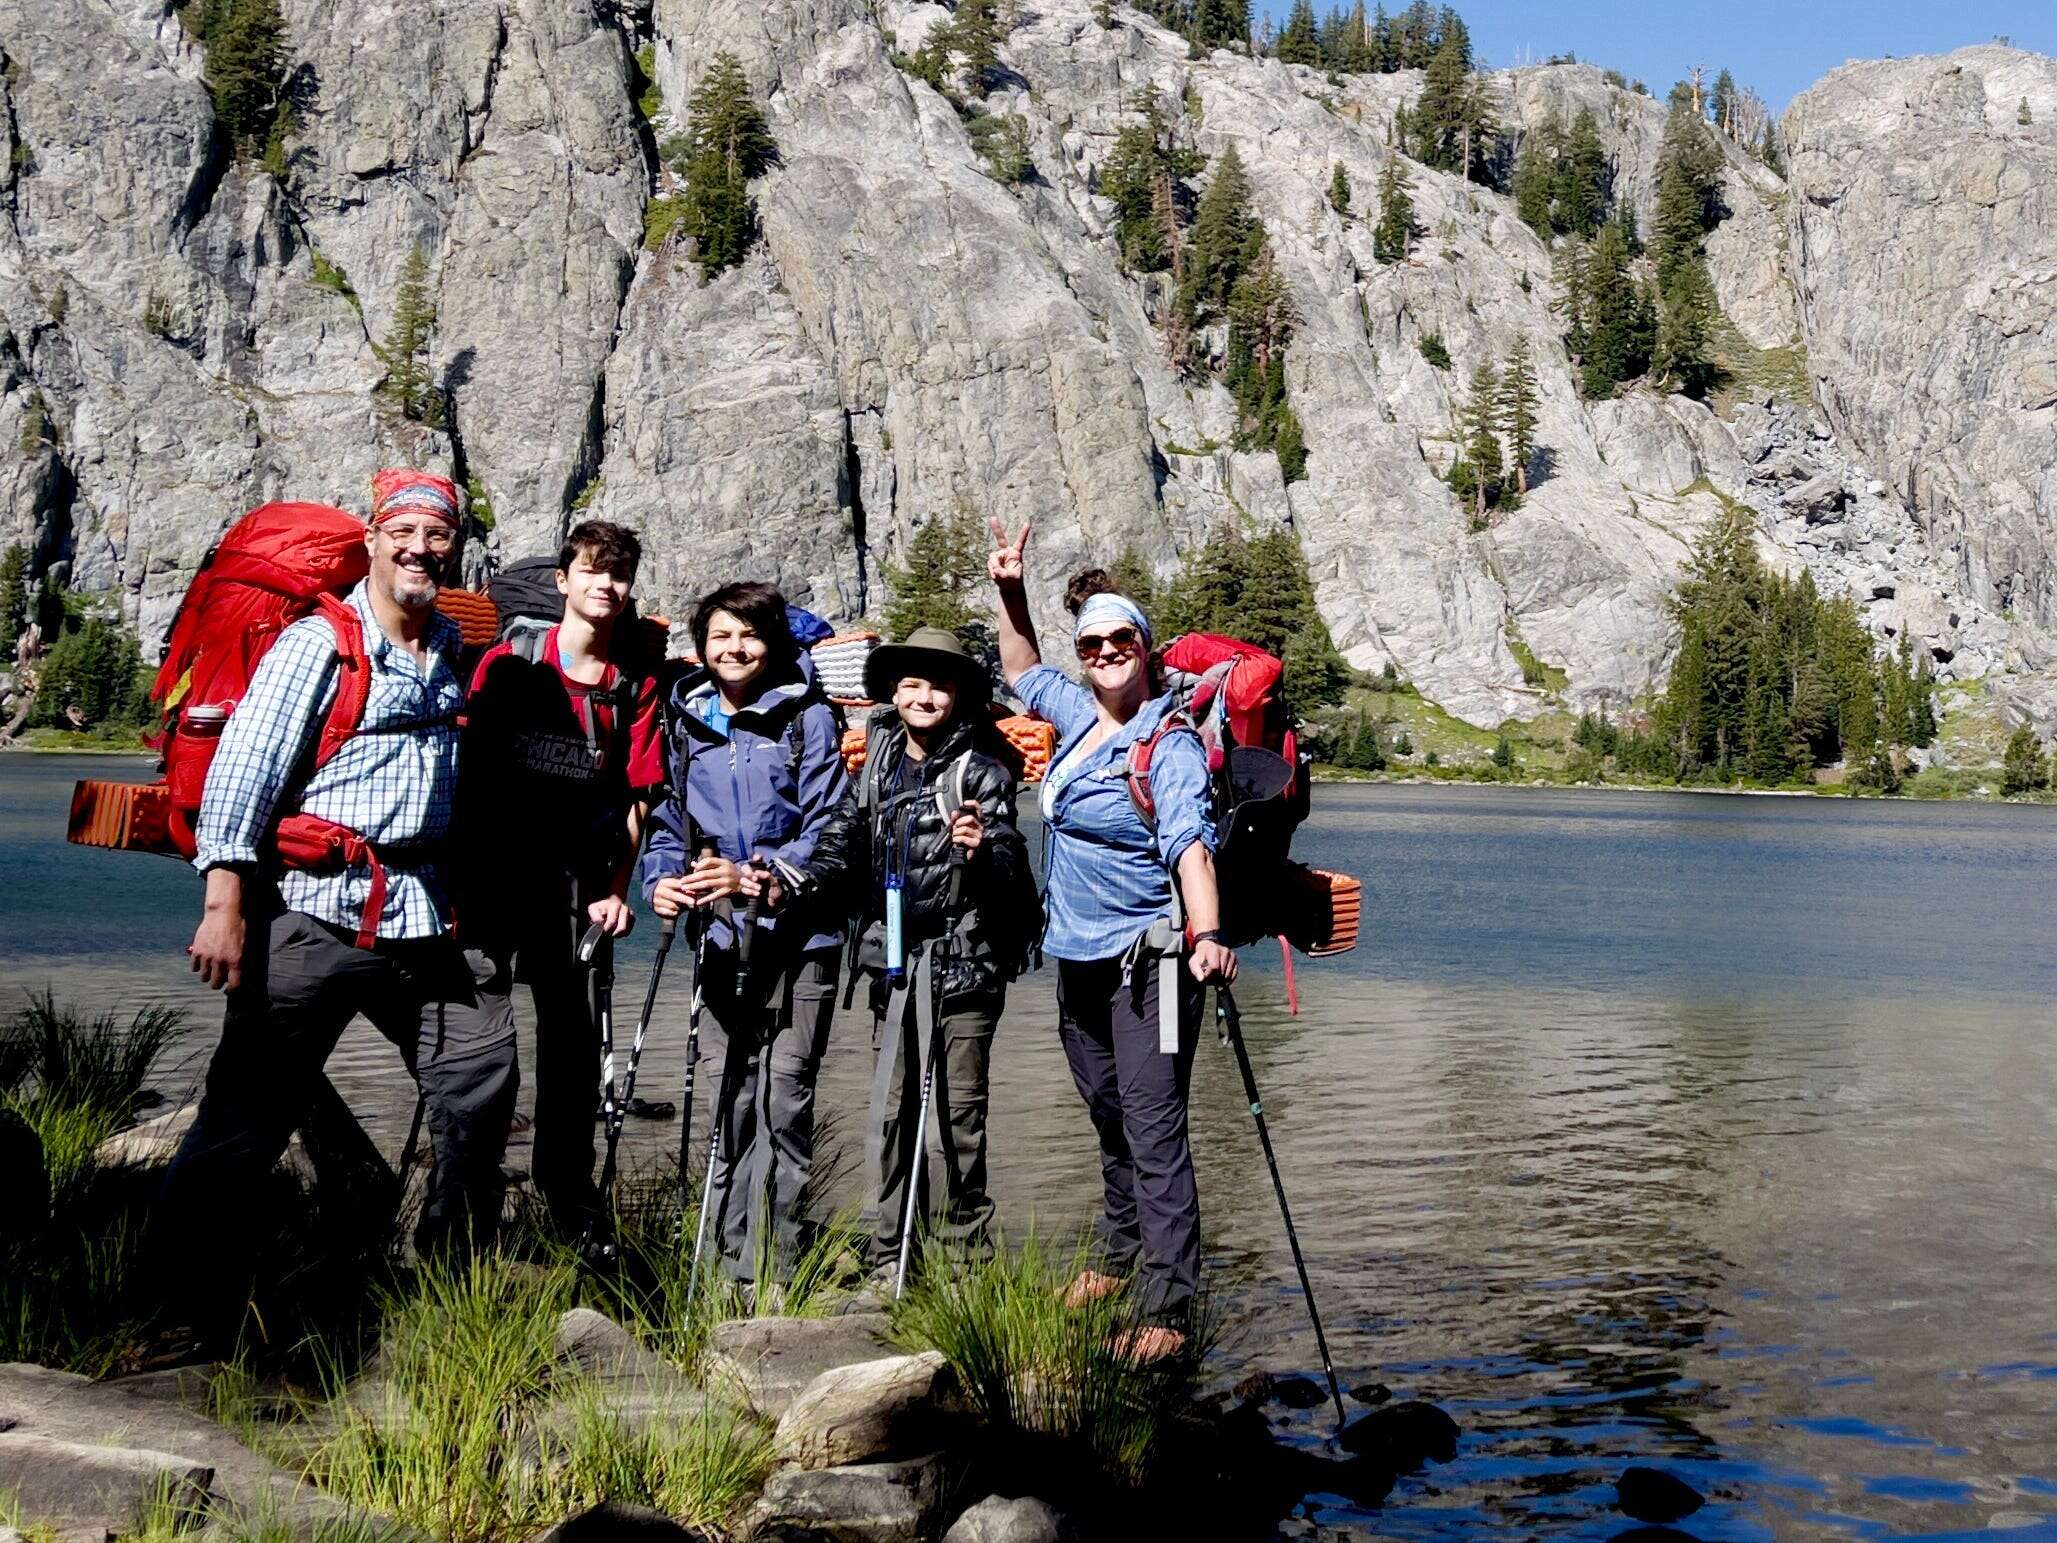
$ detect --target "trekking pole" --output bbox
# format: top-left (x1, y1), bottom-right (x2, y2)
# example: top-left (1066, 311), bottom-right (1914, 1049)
top-left (386, 1091), bottom-right (428, 1262)
top-left (685, 858), bottom-right (760, 1319)
top-left (582, 907), bottom-right (675, 1261)
top-left (894, 830), bottom-right (971, 1299)
top-left (1215, 983), bottom-right (1347, 1432)
top-left (674, 841), bottom-right (722, 1223)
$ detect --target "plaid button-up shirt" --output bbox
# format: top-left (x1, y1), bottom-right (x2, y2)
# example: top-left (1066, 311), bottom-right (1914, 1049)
top-left (194, 581), bottom-right (464, 940)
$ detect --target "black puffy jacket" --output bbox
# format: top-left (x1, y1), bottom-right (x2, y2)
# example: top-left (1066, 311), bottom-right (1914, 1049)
top-left (807, 708), bottom-right (1032, 1005)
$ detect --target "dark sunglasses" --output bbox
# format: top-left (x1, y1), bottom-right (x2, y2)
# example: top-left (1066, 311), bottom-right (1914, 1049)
top-left (1075, 626), bottom-right (1142, 662)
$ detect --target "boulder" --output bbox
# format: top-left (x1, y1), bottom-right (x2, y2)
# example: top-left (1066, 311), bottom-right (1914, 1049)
top-left (702, 1314), bottom-right (897, 1421)
top-left (553, 1309), bottom-right (690, 1396)
top-left (0, 1432), bottom-right (214, 1536)
top-left (943, 1493), bottom-right (1082, 1543)
top-left (0, 1362), bottom-right (370, 1538)
top-left (774, 1352), bottom-right (957, 1471)
top-left (1788, 473), bottom-right (1849, 522)
top-left (533, 1500), bottom-right (712, 1543)
top-left (748, 1452), bottom-right (951, 1543)
top-left (94, 1104), bottom-right (197, 1169)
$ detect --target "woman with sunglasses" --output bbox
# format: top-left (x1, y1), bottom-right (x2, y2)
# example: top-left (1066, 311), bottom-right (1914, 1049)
top-left (988, 519), bottom-right (1237, 1361)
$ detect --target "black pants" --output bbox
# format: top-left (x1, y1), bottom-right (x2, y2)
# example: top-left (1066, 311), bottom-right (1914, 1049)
top-left (155, 910), bottom-right (519, 1304)
top-left (482, 896), bottom-right (600, 1229)
top-left (1056, 955), bottom-right (1203, 1320)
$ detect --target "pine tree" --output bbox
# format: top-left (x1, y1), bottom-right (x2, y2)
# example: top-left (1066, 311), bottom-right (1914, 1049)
top-left (1652, 259), bottom-right (1718, 396)
top-left (1181, 144), bottom-right (1255, 321)
top-left (1759, 124), bottom-right (1785, 176)
top-left (1413, 33), bottom-right (1470, 173)
top-left (1108, 546), bottom-right (1158, 610)
top-left (1511, 137), bottom-right (1552, 234)
top-left (1556, 238), bottom-right (1589, 359)
top-left (2019, 97), bottom-right (2033, 127)
top-left (0, 544), bottom-right (27, 660)
top-left (1578, 220), bottom-right (1650, 396)
top-left (1459, 362), bottom-right (1502, 518)
top-left (680, 52), bottom-right (778, 281)
top-left (1327, 161), bottom-right (1352, 215)
top-left (377, 246), bottom-right (442, 425)
top-left (1191, 0), bottom-right (1250, 50)
top-left (1276, 0), bottom-right (1320, 63)
top-left (1910, 652), bottom-right (1937, 747)
top-left (1099, 87), bottom-right (1203, 273)
top-left (1710, 68), bottom-right (1736, 136)
top-left (882, 510), bottom-right (995, 654)
top-left (1371, 154), bottom-right (1413, 264)
top-left (953, 0), bottom-right (1005, 95)
top-left (1498, 334), bottom-right (1540, 493)
top-left (2002, 725), bottom-right (2047, 795)
top-left (1557, 108), bottom-right (1607, 236)
top-left (186, 0), bottom-right (288, 153)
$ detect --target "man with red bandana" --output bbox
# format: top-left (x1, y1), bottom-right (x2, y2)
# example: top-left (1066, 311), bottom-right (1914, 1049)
top-left (157, 470), bottom-right (518, 1318)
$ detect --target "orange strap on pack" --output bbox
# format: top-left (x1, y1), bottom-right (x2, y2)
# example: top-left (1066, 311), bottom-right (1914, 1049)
top-left (273, 813), bottom-right (388, 951)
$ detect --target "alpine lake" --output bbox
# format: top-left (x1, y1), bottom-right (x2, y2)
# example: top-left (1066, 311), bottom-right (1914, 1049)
top-left (5, 753), bottom-right (2055, 1541)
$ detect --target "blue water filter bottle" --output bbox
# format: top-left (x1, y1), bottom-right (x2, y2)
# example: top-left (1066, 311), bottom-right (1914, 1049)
top-left (884, 874), bottom-right (906, 985)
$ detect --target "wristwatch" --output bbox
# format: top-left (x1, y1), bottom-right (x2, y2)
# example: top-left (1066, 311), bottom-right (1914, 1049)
top-left (1191, 928), bottom-right (1225, 947)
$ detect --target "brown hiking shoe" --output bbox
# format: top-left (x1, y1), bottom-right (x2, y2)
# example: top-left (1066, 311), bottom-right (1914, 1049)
top-left (1111, 1324), bottom-right (1189, 1364)
top-left (1060, 1268), bottom-right (1128, 1308)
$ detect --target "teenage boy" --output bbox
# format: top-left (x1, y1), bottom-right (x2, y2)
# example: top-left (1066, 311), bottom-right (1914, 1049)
top-left (806, 626), bottom-right (1033, 1278)
top-left (457, 520), bottom-right (665, 1231)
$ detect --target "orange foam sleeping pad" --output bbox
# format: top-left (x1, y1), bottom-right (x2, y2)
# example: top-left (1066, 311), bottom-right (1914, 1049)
top-left (67, 779), bottom-right (180, 857)
top-left (1298, 867), bottom-right (1361, 956)
top-left (839, 713), bottom-right (1056, 782)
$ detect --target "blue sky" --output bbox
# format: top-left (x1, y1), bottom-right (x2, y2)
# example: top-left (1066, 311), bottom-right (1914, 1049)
top-left (1254, 1), bottom-right (2056, 109)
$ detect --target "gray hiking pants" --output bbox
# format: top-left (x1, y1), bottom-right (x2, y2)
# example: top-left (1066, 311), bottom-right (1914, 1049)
top-left (863, 960), bottom-right (1000, 1270)
top-left (692, 941), bottom-right (839, 1282)
top-left (1056, 955), bottom-right (1204, 1322)
top-left (156, 908), bottom-right (519, 1304)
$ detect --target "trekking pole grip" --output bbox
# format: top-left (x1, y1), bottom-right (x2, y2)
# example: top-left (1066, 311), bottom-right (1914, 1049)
top-left (736, 854), bottom-right (769, 968)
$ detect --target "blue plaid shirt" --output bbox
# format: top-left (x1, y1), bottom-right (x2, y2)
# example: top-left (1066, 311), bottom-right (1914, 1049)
top-left (194, 582), bottom-right (464, 940)
top-left (1014, 663), bottom-right (1216, 964)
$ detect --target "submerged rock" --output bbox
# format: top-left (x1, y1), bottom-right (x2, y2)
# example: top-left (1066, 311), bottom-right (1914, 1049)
top-left (1347, 1381), bottom-right (1393, 1406)
top-left (942, 1493), bottom-right (1083, 1543)
top-left (1335, 1399), bottom-right (1460, 1468)
top-left (1616, 1465), bottom-right (1706, 1524)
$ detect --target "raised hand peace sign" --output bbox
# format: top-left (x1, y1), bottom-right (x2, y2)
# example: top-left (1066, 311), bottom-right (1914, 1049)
top-left (987, 517), bottom-right (1032, 588)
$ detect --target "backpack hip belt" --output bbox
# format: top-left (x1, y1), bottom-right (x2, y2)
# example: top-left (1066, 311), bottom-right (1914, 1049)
top-left (273, 814), bottom-right (443, 950)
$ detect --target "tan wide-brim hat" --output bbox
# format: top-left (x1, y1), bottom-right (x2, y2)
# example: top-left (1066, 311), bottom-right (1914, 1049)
top-left (865, 625), bottom-right (989, 705)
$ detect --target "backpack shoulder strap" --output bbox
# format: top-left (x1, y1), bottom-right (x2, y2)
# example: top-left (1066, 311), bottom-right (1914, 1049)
top-left (1121, 710), bottom-right (1198, 832)
top-left (310, 593), bottom-right (371, 772)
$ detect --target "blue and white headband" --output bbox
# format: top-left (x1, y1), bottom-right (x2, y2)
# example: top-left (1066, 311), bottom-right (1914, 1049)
top-left (1074, 592), bottom-right (1151, 648)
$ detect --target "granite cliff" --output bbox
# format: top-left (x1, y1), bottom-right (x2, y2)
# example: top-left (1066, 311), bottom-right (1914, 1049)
top-left (1, 1), bottom-right (2051, 731)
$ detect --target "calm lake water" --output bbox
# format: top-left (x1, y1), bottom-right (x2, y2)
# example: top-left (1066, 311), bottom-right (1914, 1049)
top-left (6, 755), bottom-right (2057, 1540)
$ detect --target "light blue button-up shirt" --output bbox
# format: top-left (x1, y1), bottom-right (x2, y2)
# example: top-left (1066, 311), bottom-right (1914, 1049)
top-left (1014, 663), bottom-right (1216, 964)
top-left (194, 581), bottom-right (463, 939)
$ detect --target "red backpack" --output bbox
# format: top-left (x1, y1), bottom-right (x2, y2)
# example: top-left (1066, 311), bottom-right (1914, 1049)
top-left (151, 503), bottom-right (375, 856)
top-left (1120, 633), bottom-right (1358, 994)
top-left (71, 503), bottom-right (392, 937)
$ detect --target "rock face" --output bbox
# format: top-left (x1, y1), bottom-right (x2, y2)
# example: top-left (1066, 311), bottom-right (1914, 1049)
top-left (1783, 46), bottom-right (2057, 663)
top-left (4, 0), bottom-right (2053, 726)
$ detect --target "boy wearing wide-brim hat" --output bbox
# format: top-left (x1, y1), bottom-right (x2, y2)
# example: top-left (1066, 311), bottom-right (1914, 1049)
top-left (806, 627), bottom-right (1035, 1279)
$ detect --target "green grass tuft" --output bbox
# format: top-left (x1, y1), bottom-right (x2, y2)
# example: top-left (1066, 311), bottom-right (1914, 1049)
top-left (888, 1231), bottom-right (1210, 1489)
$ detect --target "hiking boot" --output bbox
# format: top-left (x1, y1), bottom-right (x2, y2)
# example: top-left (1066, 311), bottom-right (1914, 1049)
top-left (1111, 1323), bottom-right (1189, 1364)
top-left (1060, 1268), bottom-right (1128, 1308)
